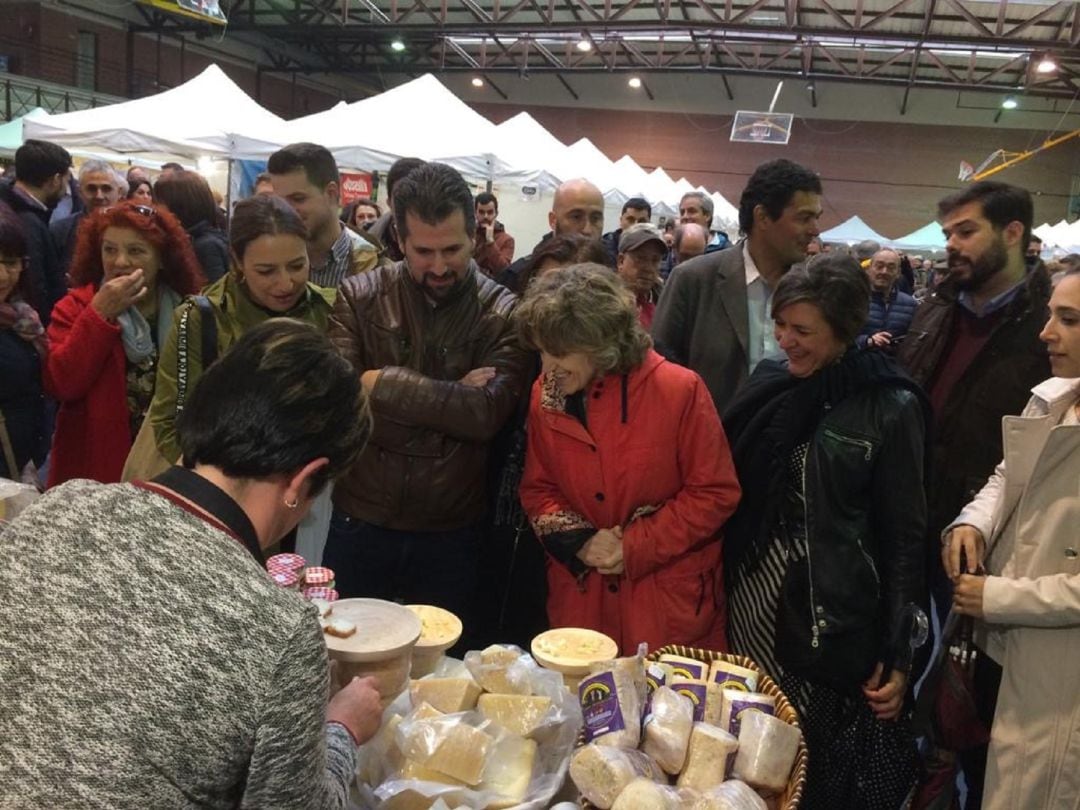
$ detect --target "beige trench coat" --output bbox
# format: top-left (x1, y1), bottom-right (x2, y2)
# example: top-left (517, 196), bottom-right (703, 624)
top-left (949, 376), bottom-right (1080, 809)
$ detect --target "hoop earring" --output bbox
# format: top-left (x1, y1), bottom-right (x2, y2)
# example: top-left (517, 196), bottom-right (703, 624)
top-left (284, 497), bottom-right (299, 509)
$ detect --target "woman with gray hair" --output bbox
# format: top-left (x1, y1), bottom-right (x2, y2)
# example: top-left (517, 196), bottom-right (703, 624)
top-left (722, 253), bottom-right (930, 808)
top-left (516, 263), bottom-right (741, 655)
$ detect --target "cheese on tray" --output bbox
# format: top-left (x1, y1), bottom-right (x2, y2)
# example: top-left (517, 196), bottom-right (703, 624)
top-left (409, 678), bottom-right (482, 713)
top-left (569, 744), bottom-right (666, 809)
top-left (733, 711), bottom-right (801, 795)
top-left (641, 686), bottom-right (694, 775)
top-left (610, 777), bottom-right (684, 810)
top-left (676, 722), bottom-right (739, 791)
top-left (476, 693), bottom-right (553, 737)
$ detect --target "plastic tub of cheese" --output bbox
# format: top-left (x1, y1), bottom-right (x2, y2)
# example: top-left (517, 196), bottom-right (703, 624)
top-left (405, 604), bottom-right (463, 677)
top-left (322, 598), bottom-right (421, 707)
top-left (531, 627), bottom-right (619, 690)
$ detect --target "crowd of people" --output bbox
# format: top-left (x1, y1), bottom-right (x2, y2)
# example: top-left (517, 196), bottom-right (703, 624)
top-left (1, 136), bottom-right (1078, 810)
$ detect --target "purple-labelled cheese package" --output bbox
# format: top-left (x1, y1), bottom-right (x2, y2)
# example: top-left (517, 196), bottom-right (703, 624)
top-left (579, 668), bottom-right (641, 748)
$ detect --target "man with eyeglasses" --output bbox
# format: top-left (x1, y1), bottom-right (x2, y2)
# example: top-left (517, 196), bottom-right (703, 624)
top-left (50, 160), bottom-right (126, 276)
top-left (0, 139), bottom-right (72, 324)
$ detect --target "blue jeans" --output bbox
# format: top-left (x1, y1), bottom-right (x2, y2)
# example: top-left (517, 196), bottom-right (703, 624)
top-left (322, 509), bottom-right (481, 627)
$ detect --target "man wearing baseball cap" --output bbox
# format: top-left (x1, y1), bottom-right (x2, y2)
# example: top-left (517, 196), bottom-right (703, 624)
top-left (617, 222), bottom-right (667, 327)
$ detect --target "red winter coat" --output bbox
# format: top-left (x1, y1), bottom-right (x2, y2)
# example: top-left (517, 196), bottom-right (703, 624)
top-left (44, 285), bottom-right (131, 487)
top-left (520, 349), bottom-right (741, 655)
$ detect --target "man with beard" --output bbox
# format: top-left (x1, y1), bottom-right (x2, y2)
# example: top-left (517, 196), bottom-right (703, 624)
top-left (326, 163), bottom-right (529, 626)
top-left (652, 158), bottom-right (823, 413)
top-left (898, 180), bottom-right (1050, 809)
top-left (268, 143), bottom-right (378, 288)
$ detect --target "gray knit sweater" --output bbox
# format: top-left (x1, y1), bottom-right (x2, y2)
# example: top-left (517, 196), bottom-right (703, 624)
top-left (0, 480), bottom-right (357, 809)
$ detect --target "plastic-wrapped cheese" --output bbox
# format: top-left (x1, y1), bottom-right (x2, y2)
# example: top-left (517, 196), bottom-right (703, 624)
top-left (659, 654), bottom-right (708, 681)
top-left (579, 667), bottom-right (642, 748)
top-left (398, 716), bottom-right (494, 785)
top-left (668, 677), bottom-right (709, 722)
top-left (569, 744), bottom-right (666, 809)
top-left (718, 690), bottom-right (776, 737)
top-left (676, 722), bottom-right (739, 791)
top-left (478, 734), bottom-right (538, 808)
top-left (467, 644), bottom-right (532, 694)
top-left (610, 777), bottom-right (684, 810)
top-left (707, 660), bottom-right (760, 693)
top-left (733, 711), bottom-right (801, 795)
top-left (399, 758), bottom-right (467, 786)
top-left (691, 780), bottom-right (768, 810)
top-left (477, 693), bottom-right (553, 737)
top-left (357, 713), bottom-right (405, 786)
top-left (702, 683), bottom-right (724, 727)
top-left (409, 678), bottom-right (482, 713)
top-left (641, 686), bottom-right (694, 774)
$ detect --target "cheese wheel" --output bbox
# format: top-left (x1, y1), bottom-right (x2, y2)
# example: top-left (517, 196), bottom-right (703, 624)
top-left (676, 722), bottom-right (739, 792)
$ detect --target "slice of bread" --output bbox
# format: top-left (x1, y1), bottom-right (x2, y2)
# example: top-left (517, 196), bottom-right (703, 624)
top-left (324, 619), bottom-right (356, 639)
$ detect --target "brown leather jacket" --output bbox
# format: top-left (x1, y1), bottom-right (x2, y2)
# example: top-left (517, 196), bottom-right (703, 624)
top-left (330, 261), bottom-right (529, 531)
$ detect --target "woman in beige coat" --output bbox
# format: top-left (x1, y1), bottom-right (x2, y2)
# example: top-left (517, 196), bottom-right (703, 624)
top-left (944, 267), bottom-right (1080, 809)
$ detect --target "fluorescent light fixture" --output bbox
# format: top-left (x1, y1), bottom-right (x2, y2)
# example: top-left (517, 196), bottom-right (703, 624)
top-left (390, 39), bottom-right (405, 52)
top-left (471, 77), bottom-right (484, 87)
top-left (577, 38), bottom-right (592, 52)
top-left (628, 76), bottom-right (643, 88)
top-left (1036, 56), bottom-right (1057, 73)
top-left (1002, 96), bottom-right (1018, 109)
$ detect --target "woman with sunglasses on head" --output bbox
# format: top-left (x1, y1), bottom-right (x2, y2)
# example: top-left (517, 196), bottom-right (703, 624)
top-left (145, 194), bottom-right (337, 468)
top-left (0, 207), bottom-right (47, 482)
top-left (44, 200), bottom-right (204, 487)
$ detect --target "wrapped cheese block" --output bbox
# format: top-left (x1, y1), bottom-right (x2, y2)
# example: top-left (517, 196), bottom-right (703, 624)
top-left (357, 713), bottom-right (405, 786)
top-left (479, 734), bottom-right (538, 808)
top-left (659, 654), bottom-right (708, 681)
top-left (676, 723), bottom-right (739, 791)
top-left (733, 712), bottom-right (801, 795)
top-left (644, 662), bottom-right (669, 714)
top-left (397, 715), bottom-right (494, 785)
top-left (399, 758), bottom-right (467, 786)
top-left (668, 677), bottom-right (709, 722)
top-left (707, 660), bottom-right (760, 693)
top-left (477, 693), bottom-right (553, 737)
top-left (466, 644), bottom-right (532, 695)
top-left (579, 666), bottom-right (642, 748)
top-left (691, 780), bottom-right (768, 810)
top-left (411, 701), bottom-right (446, 721)
top-left (569, 744), bottom-right (666, 809)
top-left (718, 690), bottom-right (776, 737)
top-left (611, 777), bottom-right (684, 810)
top-left (642, 686), bottom-right (694, 774)
top-left (702, 683), bottom-right (724, 727)
top-left (409, 678), bottom-right (482, 713)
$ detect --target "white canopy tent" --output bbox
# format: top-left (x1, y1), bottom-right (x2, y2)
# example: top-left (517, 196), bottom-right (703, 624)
top-left (1034, 220), bottom-right (1080, 253)
top-left (889, 221), bottom-right (946, 253)
top-left (820, 215), bottom-right (892, 246)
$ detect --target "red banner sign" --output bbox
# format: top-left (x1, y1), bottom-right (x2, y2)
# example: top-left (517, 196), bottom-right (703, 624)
top-left (340, 171), bottom-right (374, 204)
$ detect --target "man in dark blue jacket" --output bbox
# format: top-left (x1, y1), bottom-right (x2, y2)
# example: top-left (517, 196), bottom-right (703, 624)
top-left (859, 247), bottom-right (916, 350)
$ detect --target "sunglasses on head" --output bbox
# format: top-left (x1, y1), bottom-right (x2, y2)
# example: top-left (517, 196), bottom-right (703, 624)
top-left (131, 204), bottom-right (157, 219)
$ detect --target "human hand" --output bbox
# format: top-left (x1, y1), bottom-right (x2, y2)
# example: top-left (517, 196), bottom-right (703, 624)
top-left (460, 366), bottom-right (496, 387)
top-left (596, 526), bottom-right (624, 575)
top-left (866, 331), bottom-right (892, 349)
top-left (577, 528), bottom-right (621, 568)
top-left (91, 268), bottom-right (146, 321)
top-left (326, 675), bottom-right (383, 745)
top-left (484, 224), bottom-right (495, 244)
top-left (861, 664), bottom-right (907, 721)
top-left (942, 524), bottom-right (985, 579)
top-left (952, 574), bottom-right (986, 619)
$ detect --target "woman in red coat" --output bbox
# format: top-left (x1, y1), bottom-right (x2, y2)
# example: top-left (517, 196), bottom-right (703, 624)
top-left (517, 264), bottom-right (742, 655)
top-left (45, 200), bottom-right (203, 487)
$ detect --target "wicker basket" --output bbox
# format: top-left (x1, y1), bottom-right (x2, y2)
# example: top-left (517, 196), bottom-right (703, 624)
top-left (576, 644), bottom-right (808, 809)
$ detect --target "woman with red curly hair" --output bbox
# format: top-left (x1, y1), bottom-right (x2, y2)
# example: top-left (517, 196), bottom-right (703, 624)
top-left (45, 200), bottom-right (204, 487)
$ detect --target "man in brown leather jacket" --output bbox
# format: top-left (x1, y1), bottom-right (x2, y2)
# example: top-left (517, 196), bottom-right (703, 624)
top-left (325, 162), bottom-right (529, 625)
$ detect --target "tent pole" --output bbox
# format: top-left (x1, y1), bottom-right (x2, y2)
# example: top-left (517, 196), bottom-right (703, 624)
top-left (226, 158), bottom-right (234, 220)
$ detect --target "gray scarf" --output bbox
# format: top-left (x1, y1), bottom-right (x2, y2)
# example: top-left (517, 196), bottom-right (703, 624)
top-left (117, 285), bottom-right (182, 362)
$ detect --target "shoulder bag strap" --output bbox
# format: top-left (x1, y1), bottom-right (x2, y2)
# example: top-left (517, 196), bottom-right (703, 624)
top-left (174, 297), bottom-right (219, 418)
top-left (0, 411), bottom-right (19, 480)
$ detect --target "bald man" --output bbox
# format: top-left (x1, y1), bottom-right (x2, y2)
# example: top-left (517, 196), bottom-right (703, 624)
top-left (498, 178), bottom-right (607, 292)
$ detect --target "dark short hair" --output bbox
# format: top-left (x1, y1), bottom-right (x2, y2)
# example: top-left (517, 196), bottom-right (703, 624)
top-left (622, 197), bottom-right (652, 218)
top-left (1029, 234), bottom-right (1043, 245)
top-left (771, 252), bottom-right (870, 345)
top-left (738, 159), bottom-right (822, 236)
top-left (254, 171), bottom-right (273, 187)
top-left (680, 191), bottom-right (713, 220)
top-left (520, 233), bottom-right (613, 290)
top-left (353, 197), bottom-right (380, 215)
top-left (176, 319), bottom-right (368, 496)
top-left (267, 142), bottom-right (340, 190)
top-left (475, 191), bottom-right (498, 210)
top-left (385, 157), bottom-right (425, 200)
top-left (938, 180), bottom-right (1034, 253)
top-left (14, 140), bottom-right (72, 187)
top-left (153, 170), bottom-right (218, 230)
top-left (160, 162), bottom-right (184, 172)
top-left (229, 195), bottom-right (308, 263)
top-left (0, 207), bottom-right (33, 305)
top-left (392, 162), bottom-right (475, 242)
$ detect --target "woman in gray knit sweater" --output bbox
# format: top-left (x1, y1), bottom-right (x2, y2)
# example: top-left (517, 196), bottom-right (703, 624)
top-left (0, 320), bottom-right (379, 809)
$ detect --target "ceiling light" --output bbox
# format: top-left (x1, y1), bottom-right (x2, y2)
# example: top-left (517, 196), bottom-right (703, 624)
top-left (390, 39), bottom-right (405, 52)
top-left (628, 76), bottom-right (642, 89)
top-left (1001, 96), bottom-right (1018, 109)
top-left (471, 77), bottom-right (484, 87)
top-left (577, 38), bottom-right (592, 52)
top-left (1036, 56), bottom-right (1057, 73)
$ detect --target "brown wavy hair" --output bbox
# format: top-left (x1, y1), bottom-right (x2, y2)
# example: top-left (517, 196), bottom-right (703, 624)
top-left (68, 200), bottom-right (205, 294)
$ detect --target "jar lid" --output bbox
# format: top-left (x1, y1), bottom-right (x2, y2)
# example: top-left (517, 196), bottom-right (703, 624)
top-left (305, 566), bottom-right (335, 586)
top-left (266, 553), bottom-right (306, 573)
top-left (303, 587), bottom-right (339, 602)
top-left (270, 570), bottom-right (299, 588)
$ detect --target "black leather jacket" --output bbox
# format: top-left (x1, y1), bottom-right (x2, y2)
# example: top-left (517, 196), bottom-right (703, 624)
top-left (795, 385), bottom-right (928, 679)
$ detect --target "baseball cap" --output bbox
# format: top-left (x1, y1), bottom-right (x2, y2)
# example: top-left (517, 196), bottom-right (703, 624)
top-left (619, 222), bottom-right (666, 254)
